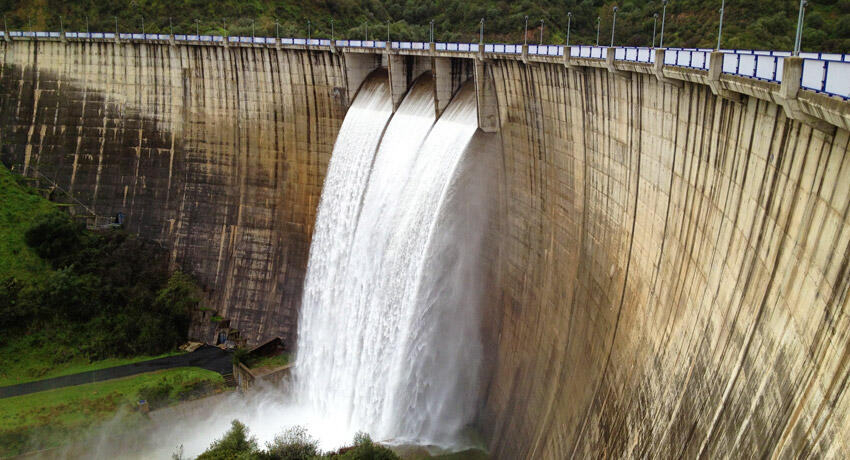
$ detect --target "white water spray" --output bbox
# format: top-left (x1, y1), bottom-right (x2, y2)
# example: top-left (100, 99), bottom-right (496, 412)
top-left (296, 77), bottom-right (484, 448)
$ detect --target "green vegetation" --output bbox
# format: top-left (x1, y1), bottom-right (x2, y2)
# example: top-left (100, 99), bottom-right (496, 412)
top-left (0, 343), bottom-right (181, 387)
top-left (1, 0), bottom-right (847, 52)
top-left (245, 353), bottom-right (291, 370)
top-left (0, 163), bottom-right (204, 385)
top-left (0, 367), bottom-right (225, 457)
top-left (191, 421), bottom-right (400, 460)
top-left (0, 165), bottom-right (54, 281)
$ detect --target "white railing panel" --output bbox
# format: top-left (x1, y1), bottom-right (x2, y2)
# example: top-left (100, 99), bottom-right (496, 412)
top-left (801, 59), bottom-right (826, 90)
top-left (738, 54), bottom-right (756, 76)
top-left (824, 61), bottom-right (850, 97)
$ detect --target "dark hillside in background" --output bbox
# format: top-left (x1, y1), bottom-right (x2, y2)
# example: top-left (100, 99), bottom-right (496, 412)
top-left (0, 0), bottom-right (847, 52)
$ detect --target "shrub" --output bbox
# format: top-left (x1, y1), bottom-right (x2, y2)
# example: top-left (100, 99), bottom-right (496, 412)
top-left (262, 425), bottom-right (319, 460)
top-left (196, 420), bottom-right (260, 460)
top-left (23, 211), bottom-right (84, 264)
top-left (137, 379), bottom-right (174, 409)
top-left (332, 433), bottom-right (399, 460)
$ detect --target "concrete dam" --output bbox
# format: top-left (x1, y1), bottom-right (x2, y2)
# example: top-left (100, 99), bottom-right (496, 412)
top-left (2, 37), bottom-right (850, 458)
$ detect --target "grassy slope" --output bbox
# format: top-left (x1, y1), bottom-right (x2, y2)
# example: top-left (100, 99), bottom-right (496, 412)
top-left (0, 0), bottom-right (847, 53)
top-left (245, 352), bottom-right (291, 370)
top-left (0, 343), bottom-right (183, 387)
top-left (0, 367), bottom-right (225, 456)
top-left (0, 165), bottom-right (55, 282)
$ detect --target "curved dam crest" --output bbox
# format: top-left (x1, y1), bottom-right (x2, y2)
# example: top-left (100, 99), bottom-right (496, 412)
top-left (1, 39), bottom-right (850, 458)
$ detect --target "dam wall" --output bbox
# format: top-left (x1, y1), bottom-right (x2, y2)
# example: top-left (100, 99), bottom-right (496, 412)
top-left (480, 59), bottom-right (850, 457)
top-left (1, 38), bottom-right (850, 457)
top-left (0, 40), bottom-right (348, 344)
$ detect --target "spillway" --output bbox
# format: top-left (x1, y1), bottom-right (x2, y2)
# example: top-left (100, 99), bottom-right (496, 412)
top-left (296, 75), bottom-right (484, 448)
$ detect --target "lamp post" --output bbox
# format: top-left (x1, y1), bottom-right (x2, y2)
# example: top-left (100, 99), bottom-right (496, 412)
top-left (611, 6), bottom-right (618, 47)
top-left (660, 0), bottom-right (668, 48)
top-left (793, 0), bottom-right (807, 56)
top-left (364, 22), bottom-right (368, 41)
top-left (275, 20), bottom-right (279, 41)
top-left (386, 19), bottom-right (389, 43)
top-left (195, 19), bottom-right (199, 38)
top-left (86, 15), bottom-right (89, 35)
top-left (59, 15), bottom-right (63, 36)
top-left (430, 20), bottom-right (435, 43)
top-left (716, 0), bottom-right (725, 50)
top-left (539, 19), bottom-right (544, 45)
top-left (169, 17), bottom-right (173, 36)
top-left (566, 12), bottom-right (572, 47)
top-left (523, 15), bottom-right (528, 45)
top-left (308, 20), bottom-right (312, 42)
top-left (141, 16), bottom-right (145, 36)
top-left (331, 19), bottom-right (334, 41)
top-left (479, 18), bottom-right (484, 44)
top-left (596, 16), bottom-right (601, 46)
top-left (652, 13), bottom-right (658, 47)
top-left (114, 16), bottom-right (118, 37)
top-left (251, 20), bottom-right (255, 41)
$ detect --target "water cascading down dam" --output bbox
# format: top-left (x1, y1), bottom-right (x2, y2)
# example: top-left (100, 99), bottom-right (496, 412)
top-left (297, 73), bottom-right (490, 448)
top-left (2, 35), bottom-right (850, 458)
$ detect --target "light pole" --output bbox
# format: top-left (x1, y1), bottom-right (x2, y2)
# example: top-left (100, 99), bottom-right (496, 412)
top-left (275, 20), bottom-right (279, 41)
top-left (308, 20), bottom-right (312, 42)
top-left (59, 15), bottom-right (63, 36)
top-left (331, 19), bottom-right (334, 42)
top-left (86, 15), bottom-right (89, 35)
top-left (141, 16), bottom-right (145, 36)
top-left (539, 19), bottom-right (544, 45)
top-left (251, 20), bottom-right (255, 41)
top-left (716, 0), bottom-right (725, 50)
top-left (479, 18), bottom-right (484, 44)
top-left (596, 16), bottom-right (601, 46)
top-left (566, 12), bottom-right (572, 47)
top-left (611, 6), bottom-right (618, 47)
top-left (386, 19), bottom-right (389, 43)
top-left (660, 0), bottom-right (668, 48)
top-left (114, 16), bottom-right (118, 37)
top-left (793, 0), bottom-right (807, 56)
top-left (169, 17), bottom-right (173, 36)
top-left (364, 22), bottom-right (368, 41)
top-left (523, 15), bottom-right (528, 45)
top-left (430, 20), bottom-right (434, 43)
top-left (652, 13), bottom-right (658, 47)
top-left (196, 19), bottom-right (200, 38)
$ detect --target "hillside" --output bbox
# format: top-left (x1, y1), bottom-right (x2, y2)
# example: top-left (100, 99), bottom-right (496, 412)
top-left (0, 163), bottom-right (55, 282)
top-left (1, 0), bottom-right (848, 53)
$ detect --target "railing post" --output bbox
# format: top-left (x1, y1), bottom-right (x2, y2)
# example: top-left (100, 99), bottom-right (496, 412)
top-left (521, 43), bottom-right (528, 63)
top-left (606, 47), bottom-right (628, 77)
top-left (708, 51), bottom-right (740, 101)
top-left (563, 45), bottom-right (572, 68)
top-left (653, 48), bottom-right (682, 86)
top-left (774, 56), bottom-right (834, 132)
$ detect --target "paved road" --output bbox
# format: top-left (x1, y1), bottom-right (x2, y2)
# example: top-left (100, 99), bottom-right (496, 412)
top-left (0, 345), bottom-right (232, 399)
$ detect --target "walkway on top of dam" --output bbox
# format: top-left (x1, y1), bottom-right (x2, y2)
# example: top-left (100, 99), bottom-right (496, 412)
top-left (3, 31), bottom-right (849, 100)
top-left (0, 345), bottom-right (232, 399)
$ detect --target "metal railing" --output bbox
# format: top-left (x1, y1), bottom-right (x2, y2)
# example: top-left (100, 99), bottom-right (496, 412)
top-left (801, 59), bottom-right (850, 99)
top-left (2, 30), bottom-right (849, 100)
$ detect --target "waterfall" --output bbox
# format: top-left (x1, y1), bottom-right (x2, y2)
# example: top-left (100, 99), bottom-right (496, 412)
top-left (296, 76), bottom-right (484, 448)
